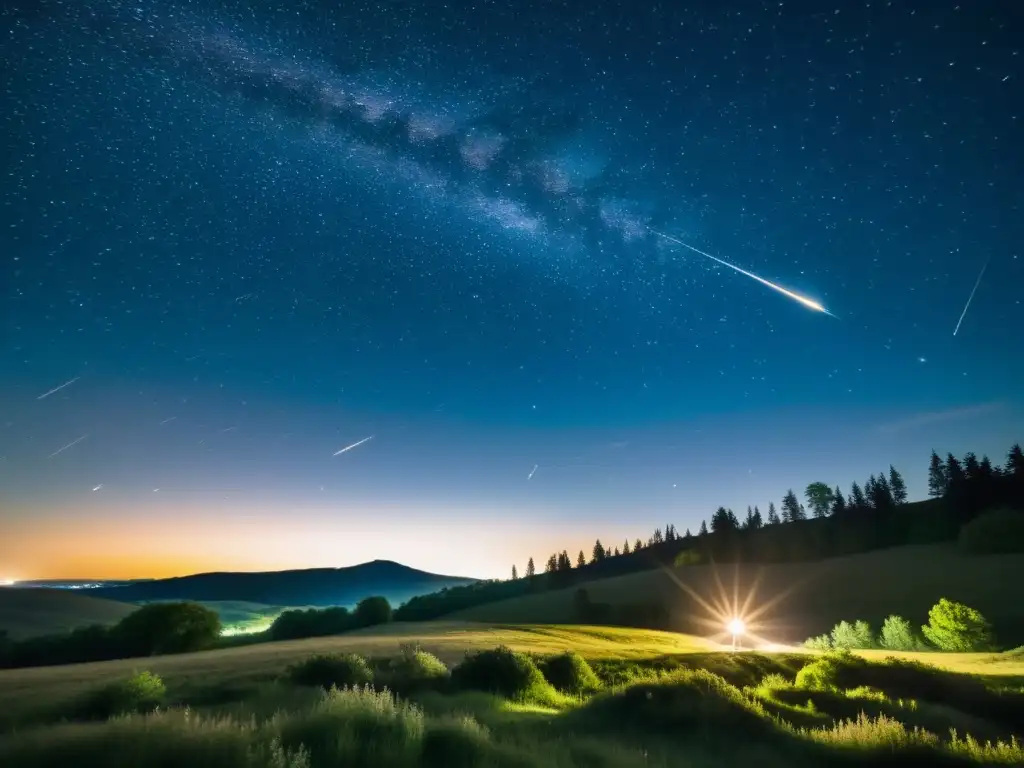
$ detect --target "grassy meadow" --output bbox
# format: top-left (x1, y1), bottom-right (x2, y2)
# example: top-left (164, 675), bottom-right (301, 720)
top-left (453, 545), bottom-right (1024, 645)
top-left (0, 588), bottom-right (136, 640)
top-left (1, 622), bottom-right (1023, 767)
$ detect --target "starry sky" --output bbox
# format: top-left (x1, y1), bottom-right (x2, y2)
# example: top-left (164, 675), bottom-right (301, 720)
top-left (2, 0), bottom-right (1022, 581)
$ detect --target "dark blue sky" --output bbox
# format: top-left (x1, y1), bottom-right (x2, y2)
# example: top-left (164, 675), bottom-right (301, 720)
top-left (1, 0), bottom-right (1021, 579)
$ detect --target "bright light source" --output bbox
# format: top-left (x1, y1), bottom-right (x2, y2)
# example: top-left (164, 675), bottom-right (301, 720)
top-left (0, 579), bottom-right (15, 587)
top-left (727, 618), bottom-right (746, 637)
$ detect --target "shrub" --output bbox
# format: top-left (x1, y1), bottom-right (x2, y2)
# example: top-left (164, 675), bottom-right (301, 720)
top-left (269, 607), bottom-right (352, 641)
top-left (794, 651), bottom-right (861, 691)
top-left (830, 620), bottom-right (874, 650)
top-left (450, 645), bottom-right (550, 701)
top-left (115, 602), bottom-right (222, 656)
top-left (420, 716), bottom-right (491, 767)
top-left (287, 653), bottom-right (373, 690)
top-left (352, 596), bottom-right (392, 628)
top-left (959, 507), bottom-right (1024, 554)
top-left (539, 651), bottom-right (601, 695)
top-left (921, 598), bottom-right (994, 652)
top-left (804, 634), bottom-right (832, 651)
top-left (84, 670), bottom-right (167, 719)
top-left (383, 644), bottom-right (449, 693)
top-left (879, 615), bottom-right (918, 651)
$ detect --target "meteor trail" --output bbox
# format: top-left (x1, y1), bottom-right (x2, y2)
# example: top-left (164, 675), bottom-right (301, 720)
top-left (333, 435), bottom-right (374, 456)
top-left (48, 434), bottom-right (87, 459)
top-left (649, 229), bottom-right (835, 317)
top-left (528, 464), bottom-right (538, 480)
top-left (37, 376), bottom-right (81, 400)
top-left (952, 258), bottom-right (989, 337)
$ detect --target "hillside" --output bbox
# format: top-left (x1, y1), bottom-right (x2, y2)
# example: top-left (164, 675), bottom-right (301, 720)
top-left (88, 559), bottom-right (476, 607)
top-left (0, 589), bottom-right (136, 640)
top-left (452, 544), bottom-right (1024, 646)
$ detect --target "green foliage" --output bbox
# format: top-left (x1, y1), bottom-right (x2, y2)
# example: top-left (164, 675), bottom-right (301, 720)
top-left (922, 598), bottom-right (994, 652)
top-left (879, 614), bottom-right (919, 651)
top-left (803, 634), bottom-right (832, 651)
top-left (83, 670), bottom-right (167, 719)
top-left (539, 651), bottom-right (601, 695)
top-left (116, 602), bottom-right (222, 656)
top-left (269, 606), bottom-right (352, 640)
top-left (794, 651), bottom-right (857, 691)
top-left (673, 548), bottom-right (703, 567)
top-left (381, 643), bottom-right (450, 693)
top-left (287, 653), bottom-right (373, 690)
top-left (352, 596), bottom-right (392, 627)
top-left (959, 508), bottom-right (1024, 554)
top-left (830, 620), bottom-right (874, 650)
top-left (450, 645), bottom-right (553, 701)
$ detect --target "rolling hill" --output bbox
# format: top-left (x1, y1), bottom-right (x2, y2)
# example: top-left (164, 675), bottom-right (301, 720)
top-left (88, 559), bottom-right (476, 608)
top-left (452, 544), bottom-right (1024, 646)
top-left (0, 589), bottom-right (136, 640)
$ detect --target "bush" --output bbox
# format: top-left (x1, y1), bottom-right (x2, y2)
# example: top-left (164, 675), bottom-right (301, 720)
top-left (921, 598), bottom-right (994, 652)
top-left (959, 508), bottom-right (1024, 554)
top-left (830, 620), bottom-right (874, 650)
top-left (382, 644), bottom-right (449, 693)
top-left (84, 670), bottom-right (167, 719)
top-left (450, 646), bottom-right (550, 701)
top-left (116, 602), bottom-right (222, 656)
top-left (879, 615), bottom-right (918, 651)
top-left (352, 596), bottom-right (392, 628)
top-left (269, 607), bottom-right (352, 641)
top-left (287, 653), bottom-right (373, 689)
top-left (795, 651), bottom-right (860, 691)
top-left (804, 634), bottom-right (832, 651)
top-left (539, 651), bottom-right (601, 695)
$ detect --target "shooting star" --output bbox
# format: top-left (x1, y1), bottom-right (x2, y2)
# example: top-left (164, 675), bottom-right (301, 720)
top-left (158, 416), bottom-right (177, 426)
top-left (37, 376), bottom-right (81, 400)
top-left (92, 484), bottom-right (104, 492)
top-left (333, 435), bottom-right (374, 456)
top-left (48, 434), bottom-right (87, 459)
top-left (649, 229), bottom-right (836, 317)
top-left (952, 258), bottom-right (989, 337)
top-left (527, 464), bottom-right (538, 480)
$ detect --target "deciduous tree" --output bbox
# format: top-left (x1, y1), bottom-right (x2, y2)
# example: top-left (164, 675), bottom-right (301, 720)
top-left (805, 482), bottom-right (834, 518)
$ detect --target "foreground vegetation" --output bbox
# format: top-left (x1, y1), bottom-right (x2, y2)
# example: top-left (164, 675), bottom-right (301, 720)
top-left (1, 629), bottom-right (1023, 767)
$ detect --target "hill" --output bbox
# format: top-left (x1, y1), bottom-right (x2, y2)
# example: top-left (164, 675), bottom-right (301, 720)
top-left (88, 559), bottom-right (476, 607)
top-left (0, 589), bottom-right (136, 640)
top-left (452, 544), bottom-right (1024, 646)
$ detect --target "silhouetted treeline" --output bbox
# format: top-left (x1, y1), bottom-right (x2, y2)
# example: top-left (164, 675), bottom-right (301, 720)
top-left (0, 602), bottom-right (221, 669)
top-left (394, 442), bottom-right (1024, 625)
top-left (268, 596), bottom-right (392, 640)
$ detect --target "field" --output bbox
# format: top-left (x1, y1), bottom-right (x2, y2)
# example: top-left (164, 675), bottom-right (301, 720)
top-left (0, 588), bottom-right (135, 640)
top-left (453, 544), bottom-right (1024, 645)
top-left (1, 622), bottom-right (1023, 767)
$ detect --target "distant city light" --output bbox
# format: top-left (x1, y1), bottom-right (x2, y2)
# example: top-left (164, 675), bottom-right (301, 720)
top-left (0, 579), bottom-right (16, 587)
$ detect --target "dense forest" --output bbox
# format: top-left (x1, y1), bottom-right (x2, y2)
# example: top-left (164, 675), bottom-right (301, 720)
top-left (393, 443), bottom-right (1024, 622)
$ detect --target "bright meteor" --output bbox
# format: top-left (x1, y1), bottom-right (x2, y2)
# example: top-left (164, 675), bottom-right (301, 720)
top-left (333, 435), bottom-right (374, 456)
top-left (649, 229), bottom-right (835, 317)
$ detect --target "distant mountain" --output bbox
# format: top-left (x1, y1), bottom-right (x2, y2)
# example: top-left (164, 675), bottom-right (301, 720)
top-left (88, 560), bottom-right (477, 608)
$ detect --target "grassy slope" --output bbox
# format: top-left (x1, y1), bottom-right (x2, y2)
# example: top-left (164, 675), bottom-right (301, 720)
top-left (0, 589), bottom-right (136, 640)
top-left (452, 544), bottom-right (1024, 644)
top-left (1, 621), bottom-right (1022, 732)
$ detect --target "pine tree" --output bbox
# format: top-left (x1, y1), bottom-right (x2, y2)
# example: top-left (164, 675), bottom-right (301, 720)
top-left (591, 539), bottom-right (606, 563)
top-left (963, 452), bottom-right (981, 481)
top-left (613, 546), bottom-right (620, 556)
top-left (634, 538), bottom-right (643, 552)
top-left (744, 506), bottom-right (756, 530)
top-left (766, 502), bottom-right (780, 525)
top-left (1007, 443), bottom-right (1024, 475)
top-left (684, 528), bottom-right (692, 538)
top-left (888, 465), bottom-right (908, 505)
top-left (711, 506), bottom-right (738, 533)
top-left (511, 564), bottom-right (518, 580)
top-left (622, 539), bottom-right (631, 555)
top-left (781, 489), bottom-right (802, 522)
top-left (545, 554), bottom-right (558, 573)
top-left (558, 551), bottom-right (572, 570)
top-left (979, 455), bottom-right (995, 478)
top-left (864, 475), bottom-right (877, 508)
top-left (576, 550), bottom-right (586, 568)
top-left (946, 453), bottom-right (966, 487)
top-left (928, 450), bottom-right (948, 496)
top-left (728, 508), bottom-right (740, 528)
top-left (651, 527), bottom-right (664, 544)
top-left (849, 481), bottom-right (867, 510)
top-left (525, 557), bottom-right (535, 578)
top-left (873, 473), bottom-right (894, 509)
top-left (831, 486), bottom-right (847, 515)
top-left (751, 506), bottom-right (763, 529)
top-left (698, 520), bottom-right (708, 536)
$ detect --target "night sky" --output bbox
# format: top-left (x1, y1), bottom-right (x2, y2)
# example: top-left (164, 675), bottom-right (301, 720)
top-left (2, 0), bottom-right (1022, 581)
